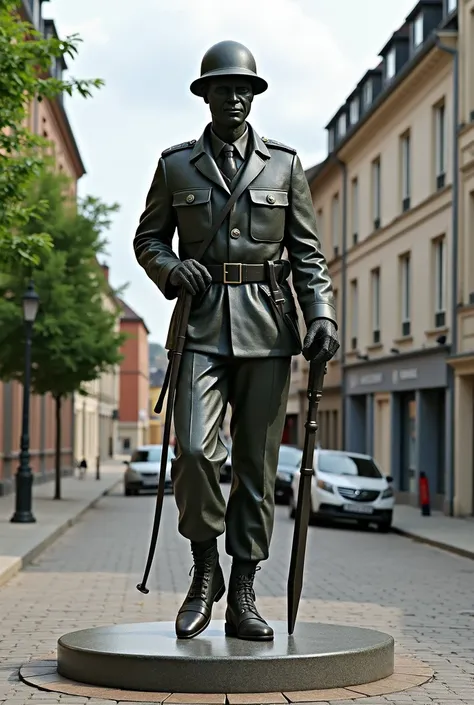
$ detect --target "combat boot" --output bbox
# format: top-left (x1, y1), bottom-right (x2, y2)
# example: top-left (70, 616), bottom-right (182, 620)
top-left (225, 563), bottom-right (273, 641)
top-left (175, 539), bottom-right (225, 639)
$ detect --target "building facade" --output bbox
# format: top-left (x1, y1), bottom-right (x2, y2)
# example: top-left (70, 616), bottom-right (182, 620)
top-left (306, 0), bottom-right (474, 515)
top-left (148, 385), bottom-right (164, 445)
top-left (0, 2), bottom-right (84, 495)
top-left (284, 355), bottom-right (304, 445)
top-left (449, 0), bottom-right (474, 516)
top-left (73, 265), bottom-right (121, 469)
top-left (97, 268), bottom-right (121, 461)
top-left (149, 369), bottom-right (167, 446)
top-left (118, 301), bottom-right (150, 454)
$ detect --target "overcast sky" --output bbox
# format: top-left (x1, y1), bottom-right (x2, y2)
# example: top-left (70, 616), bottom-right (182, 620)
top-left (47, 0), bottom-right (417, 345)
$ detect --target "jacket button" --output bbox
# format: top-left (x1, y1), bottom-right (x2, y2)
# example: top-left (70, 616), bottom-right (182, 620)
top-left (266, 194), bottom-right (276, 204)
top-left (186, 194), bottom-right (195, 204)
top-left (230, 228), bottom-right (241, 239)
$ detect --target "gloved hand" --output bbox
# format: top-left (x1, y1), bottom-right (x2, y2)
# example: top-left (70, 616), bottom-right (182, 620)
top-left (302, 318), bottom-right (340, 363)
top-left (169, 259), bottom-right (212, 295)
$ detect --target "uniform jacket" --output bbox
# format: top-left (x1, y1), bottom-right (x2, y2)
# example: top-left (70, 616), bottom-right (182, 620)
top-left (134, 123), bottom-right (336, 357)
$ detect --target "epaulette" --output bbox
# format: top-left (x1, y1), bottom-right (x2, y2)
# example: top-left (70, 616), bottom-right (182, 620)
top-left (261, 137), bottom-right (296, 154)
top-left (161, 140), bottom-right (196, 157)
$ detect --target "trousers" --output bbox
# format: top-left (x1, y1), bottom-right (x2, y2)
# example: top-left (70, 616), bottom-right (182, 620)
top-left (172, 351), bottom-right (291, 562)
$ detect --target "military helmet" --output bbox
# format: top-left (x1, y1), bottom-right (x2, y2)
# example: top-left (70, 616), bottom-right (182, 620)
top-left (190, 40), bottom-right (268, 97)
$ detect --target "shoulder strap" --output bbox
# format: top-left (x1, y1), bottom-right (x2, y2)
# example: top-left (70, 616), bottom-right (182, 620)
top-left (161, 140), bottom-right (196, 157)
top-left (262, 138), bottom-right (296, 154)
top-left (194, 177), bottom-right (250, 262)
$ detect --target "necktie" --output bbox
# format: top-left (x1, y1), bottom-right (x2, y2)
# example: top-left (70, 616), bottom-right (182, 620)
top-left (221, 144), bottom-right (238, 181)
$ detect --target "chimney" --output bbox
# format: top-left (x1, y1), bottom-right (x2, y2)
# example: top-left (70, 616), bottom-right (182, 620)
top-left (101, 262), bottom-right (109, 281)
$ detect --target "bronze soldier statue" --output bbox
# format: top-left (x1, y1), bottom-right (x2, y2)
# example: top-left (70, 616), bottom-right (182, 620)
top-left (134, 40), bottom-right (339, 642)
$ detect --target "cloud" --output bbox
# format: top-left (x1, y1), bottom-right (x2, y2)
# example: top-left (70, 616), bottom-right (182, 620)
top-left (51, 0), bottom-right (360, 153)
top-left (60, 16), bottom-right (110, 47)
top-left (46, 0), bottom-right (417, 343)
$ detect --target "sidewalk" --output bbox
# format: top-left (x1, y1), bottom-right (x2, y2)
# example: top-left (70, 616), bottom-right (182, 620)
top-left (0, 460), bottom-right (123, 587)
top-left (1, 464), bottom-right (472, 592)
top-left (393, 503), bottom-right (474, 559)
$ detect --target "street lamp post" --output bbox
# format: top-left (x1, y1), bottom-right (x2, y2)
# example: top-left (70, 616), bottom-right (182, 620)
top-left (10, 280), bottom-right (40, 524)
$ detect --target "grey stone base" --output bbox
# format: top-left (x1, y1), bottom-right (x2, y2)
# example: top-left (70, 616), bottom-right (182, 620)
top-left (57, 620), bottom-right (394, 694)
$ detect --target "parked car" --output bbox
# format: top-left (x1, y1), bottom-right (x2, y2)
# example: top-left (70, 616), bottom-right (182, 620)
top-left (219, 441), bottom-right (303, 504)
top-left (289, 449), bottom-right (395, 532)
top-left (123, 444), bottom-right (175, 496)
top-left (275, 445), bottom-right (303, 504)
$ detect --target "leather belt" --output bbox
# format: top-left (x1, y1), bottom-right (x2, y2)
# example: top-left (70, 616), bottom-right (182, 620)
top-left (207, 262), bottom-right (285, 285)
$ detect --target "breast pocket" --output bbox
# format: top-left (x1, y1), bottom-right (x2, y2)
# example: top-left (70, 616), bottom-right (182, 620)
top-left (248, 189), bottom-right (288, 242)
top-left (172, 188), bottom-right (212, 243)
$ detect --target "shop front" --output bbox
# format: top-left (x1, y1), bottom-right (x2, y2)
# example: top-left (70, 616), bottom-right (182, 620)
top-left (282, 413), bottom-right (299, 445)
top-left (448, 352), bottom-right (474, 516)
top-left (344, 348), bottom-right (449, 510)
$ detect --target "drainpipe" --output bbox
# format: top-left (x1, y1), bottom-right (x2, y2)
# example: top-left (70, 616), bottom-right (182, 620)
top-left (334, 156), bottom-right (348, 450)
top-left (435, 35), bottom-right (459, 516)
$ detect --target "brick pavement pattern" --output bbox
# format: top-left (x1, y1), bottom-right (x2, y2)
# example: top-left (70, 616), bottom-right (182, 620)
top-left (0, 486), bottom-right (473, 704)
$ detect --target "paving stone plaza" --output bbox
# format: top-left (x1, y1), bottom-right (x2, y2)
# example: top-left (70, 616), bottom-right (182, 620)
top-left (0, 484), bottom-right (473, 704)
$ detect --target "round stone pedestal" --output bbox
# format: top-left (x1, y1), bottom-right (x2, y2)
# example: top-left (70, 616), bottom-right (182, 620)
top-left (57, 620), bottom-right (394, 694)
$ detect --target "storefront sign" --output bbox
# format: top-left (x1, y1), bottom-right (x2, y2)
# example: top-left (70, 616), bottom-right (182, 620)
top-left (392, 368), bottom-right (418, 383)
top-left (359, 373), bottom-right (383, 385)
top-left (347, 351), bottom-right (447, 395)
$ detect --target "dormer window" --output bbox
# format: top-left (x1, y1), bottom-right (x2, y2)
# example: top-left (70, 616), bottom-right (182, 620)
top-left (350, 98), bottom-right (359, 124)
top-left (328, 128), bottom-right (335, 152)
top-left (338, 113), bottom-right (347, 137)
top-left (413, 13), bottom-right (424, 48)
top-left (363, 80), bottom-right (373, 108)
top-left (386, 48), bottom-right (396, 80)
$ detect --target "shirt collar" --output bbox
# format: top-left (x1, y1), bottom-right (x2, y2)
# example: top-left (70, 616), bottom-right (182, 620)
top-left (210, 125), bottom-right (249, 160)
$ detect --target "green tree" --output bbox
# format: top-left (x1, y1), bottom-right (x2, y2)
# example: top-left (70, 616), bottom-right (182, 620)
top-left (0, 0), bottom-right (103, 270)
top-left (0, 170), bottom-right (126, 499)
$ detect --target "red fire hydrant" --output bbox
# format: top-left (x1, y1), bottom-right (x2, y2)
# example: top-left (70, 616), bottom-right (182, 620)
top-left (419, 471), bottom-right (431, 516)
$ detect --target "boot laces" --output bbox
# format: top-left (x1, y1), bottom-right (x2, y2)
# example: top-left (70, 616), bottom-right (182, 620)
top-left (187, 547), bottom-right (215, 601)
top-left (235, 567), bottom-right (260, 615)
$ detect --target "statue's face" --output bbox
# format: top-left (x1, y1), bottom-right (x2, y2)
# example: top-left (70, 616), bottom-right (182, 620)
top-left (204, 78), bottom-right (254, 129)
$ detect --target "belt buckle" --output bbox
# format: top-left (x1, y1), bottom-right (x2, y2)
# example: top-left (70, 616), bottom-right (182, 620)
top-left (223, 263), bottom-right (242, 284)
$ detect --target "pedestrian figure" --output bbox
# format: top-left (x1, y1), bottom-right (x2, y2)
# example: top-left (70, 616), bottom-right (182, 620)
top-left (78, 458), bottom-right (87, 480)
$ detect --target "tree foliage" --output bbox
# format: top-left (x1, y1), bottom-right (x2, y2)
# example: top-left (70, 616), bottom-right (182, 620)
top-left (0, 170), bottom-right (126, 497)
top-left (0, 0), bottom-right (103, 269)
top-left (0, 169), bottom-right (125, 396)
